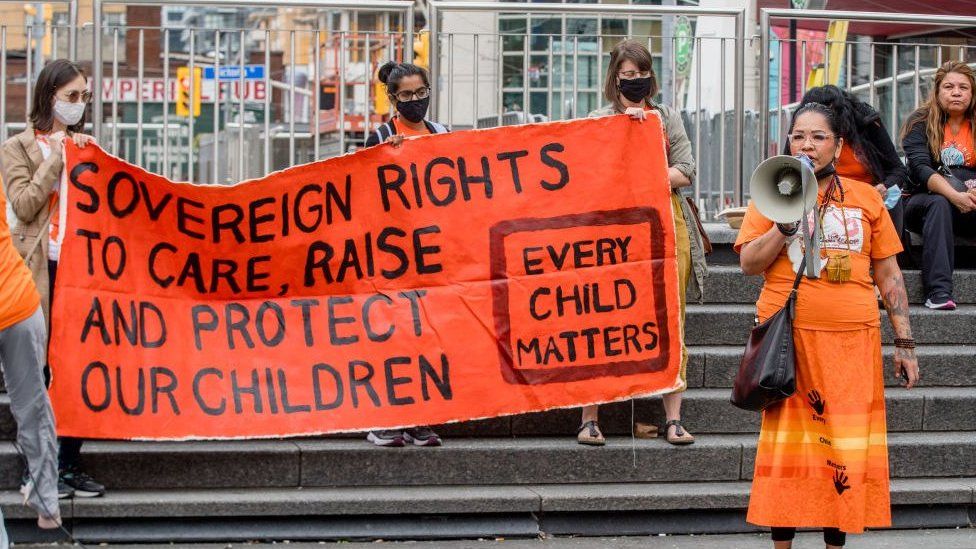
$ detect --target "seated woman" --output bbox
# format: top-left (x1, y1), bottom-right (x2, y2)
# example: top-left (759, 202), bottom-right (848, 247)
top-left (901, 61), bottom-right (976, 310)
top-left (784, 85), bottom-right (910, 237)
top-left (737, 102), bottom-right (919, 548)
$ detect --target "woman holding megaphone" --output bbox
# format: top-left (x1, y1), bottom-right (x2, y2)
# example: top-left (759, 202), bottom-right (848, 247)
top-left (735, 103), bottom-right (918, 548)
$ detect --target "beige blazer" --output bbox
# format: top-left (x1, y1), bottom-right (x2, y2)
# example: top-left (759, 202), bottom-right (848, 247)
top-left (1, 127), bottom-right (65, 321)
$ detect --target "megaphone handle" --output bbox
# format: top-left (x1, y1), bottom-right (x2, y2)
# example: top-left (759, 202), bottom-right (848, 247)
top-left (800, 177), bottom-right (820, 280)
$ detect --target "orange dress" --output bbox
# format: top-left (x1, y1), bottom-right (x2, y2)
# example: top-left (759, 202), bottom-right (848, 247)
top-left (734, 176), bottom-right (903, 534)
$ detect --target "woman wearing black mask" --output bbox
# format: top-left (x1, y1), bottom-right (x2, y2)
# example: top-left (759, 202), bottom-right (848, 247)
top-left (363, 60), bottom-right (445, 448)
top-left (579, 39), bottom-right (706, 447)
top-left (365, 61), bottom-right (447, 149)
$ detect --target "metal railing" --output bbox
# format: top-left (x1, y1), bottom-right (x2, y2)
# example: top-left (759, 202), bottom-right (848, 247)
top-left (760, 8), bottom-right (976, 157)
top-left (0, 0), bottom-right (77, 144)
top-left (427, 1), bottom-right (748, 211)
top-left (92, 0), bottom-right (413, 182)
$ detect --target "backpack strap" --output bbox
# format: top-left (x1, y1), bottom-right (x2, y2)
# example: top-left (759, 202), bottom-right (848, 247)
top-left (426, 120), bottom-right (449, 134)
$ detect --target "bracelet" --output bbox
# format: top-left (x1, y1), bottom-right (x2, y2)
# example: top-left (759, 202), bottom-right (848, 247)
top-left (777, 222), bottom-right (799, 237)
top-left (894, 338), bottom-right (916, 349)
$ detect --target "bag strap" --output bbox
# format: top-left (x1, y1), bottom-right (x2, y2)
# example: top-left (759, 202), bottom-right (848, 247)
top-left (22, 201), bottom-right (55, 267)
top-left (790, 256), bottom-right (806, 294)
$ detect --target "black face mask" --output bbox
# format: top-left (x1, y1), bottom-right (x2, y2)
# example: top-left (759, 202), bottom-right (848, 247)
top-left (397, 96), bottom-right (430, 123)
top-left (619, 77), bottom-right (652, 103)
top-left (815, 163), bottom-right (837, 181)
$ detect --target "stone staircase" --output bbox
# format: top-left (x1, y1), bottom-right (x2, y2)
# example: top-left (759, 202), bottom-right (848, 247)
top-left (1, 227), bottom-right (974, 544)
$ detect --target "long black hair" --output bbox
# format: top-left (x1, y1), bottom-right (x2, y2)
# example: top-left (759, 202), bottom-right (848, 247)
top-left (377, 61), bottom-right (430, 96)
top-left (29, 58), bottom-right (88, 133)
top-left (784, 85), bottom-right (886, 182)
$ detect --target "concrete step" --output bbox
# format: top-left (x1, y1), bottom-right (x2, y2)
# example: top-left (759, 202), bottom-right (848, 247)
top-left (498, 387), bottom-right (975, 437)
top-left (1, 433), bottom-right (972, 490)
top-left (1, 383), bottom-right (968, 444)
top-left (689, 345), bottom-right (976, 389)
top-left (696, 266), bottom-right (976, 304)
top-left (2, 479), bottom-right (973, 543)
top-left (685, 304), bottom-right (976, 345)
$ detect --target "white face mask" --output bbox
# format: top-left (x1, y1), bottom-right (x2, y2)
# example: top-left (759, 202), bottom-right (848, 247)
top-left (53, 99), bottom-right (86, 126)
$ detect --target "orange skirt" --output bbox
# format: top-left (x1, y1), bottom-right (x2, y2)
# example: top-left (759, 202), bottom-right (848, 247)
top-left (746, 326), bottom-right (891, 534)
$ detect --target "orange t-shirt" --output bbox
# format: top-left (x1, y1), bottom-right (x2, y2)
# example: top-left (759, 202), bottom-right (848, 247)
top-left (0, 180), bottom-right (42, 331)
top-left (734, 176), bottom-right (903, 330)
top-left (940, 121), bottom-right (976, 167)
top-left (395, 118), bottom-right (431, 138)
top-left (836, 145), bottom-right (875, 185)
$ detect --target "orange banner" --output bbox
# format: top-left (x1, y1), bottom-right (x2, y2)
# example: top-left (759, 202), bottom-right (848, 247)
top-left (49, 114), bottom-right (681, 440)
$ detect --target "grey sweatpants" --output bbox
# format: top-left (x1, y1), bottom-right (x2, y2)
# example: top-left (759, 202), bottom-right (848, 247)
top-left (0, 307), bottom-right (59, 521)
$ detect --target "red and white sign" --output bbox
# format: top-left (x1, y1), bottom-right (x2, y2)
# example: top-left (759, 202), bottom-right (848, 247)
top-left (101, 78), bottom-right (267, 103)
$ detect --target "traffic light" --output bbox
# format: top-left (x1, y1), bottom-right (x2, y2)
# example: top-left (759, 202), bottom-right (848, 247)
top-left (176, 66), bottom-right (202, 117)
top-left (413, 30), bottom-right (429, 70)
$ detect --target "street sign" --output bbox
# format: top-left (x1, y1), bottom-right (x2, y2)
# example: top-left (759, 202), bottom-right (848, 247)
top-left (101, 77), bottom-right (267, 103)
top-left (674, 16), bottom-right (694, 78)
top-left (203, 65), bottom-right (265, 81)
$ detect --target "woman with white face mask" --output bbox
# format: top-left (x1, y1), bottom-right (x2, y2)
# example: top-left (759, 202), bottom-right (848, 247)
top-left (1, 58), bottom-right (104, 500)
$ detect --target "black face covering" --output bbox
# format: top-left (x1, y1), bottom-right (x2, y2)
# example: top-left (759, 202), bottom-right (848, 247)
top-left (815, 163), bottom-right (837, 181)
top-left (619, 77), bottom-right (652, 103)
top-left (397, 96), bottom-right (430, 123)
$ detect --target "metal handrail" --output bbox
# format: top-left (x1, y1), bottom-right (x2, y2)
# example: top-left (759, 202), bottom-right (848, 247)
top-left (428, 0), bottom-right (748, 205)
top-left (0, 0), bottom-right (77, 57)
top-left (0, 0), bottom-right (77, 143)
top-left (91, 0), bottom-right (414, 161)
top-left (759, 8), bottom-right (976, 155)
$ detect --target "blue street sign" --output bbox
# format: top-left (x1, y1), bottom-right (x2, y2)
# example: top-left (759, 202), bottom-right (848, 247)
top-left (203, 65), bottom-right (265, 81)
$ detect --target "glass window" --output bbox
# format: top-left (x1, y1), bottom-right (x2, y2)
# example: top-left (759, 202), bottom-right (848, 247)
top-left (503, 55), bottom-right (525, 88)
top-left (530, 55), bottom-right (550, 88)
top-left (577, 55), bottom-right (599, 88)
top-left (531, 17), bottom-right (562, 51)
top-left (601, 18), bottom-right (628, 39)
top-left (500, 17), bottom-right (526, 52)
top-left (566, 18), bottom-right (598, 48)
top-left (530, 92), bottom-right (549, 117)
top-left (503, 92), bottom-right (524, 112)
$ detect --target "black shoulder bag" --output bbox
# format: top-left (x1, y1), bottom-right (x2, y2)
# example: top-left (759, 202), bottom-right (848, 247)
top-left (940, 165), bottom-right (976, 193)
top-left (730, 257), bottom-right (805, 412)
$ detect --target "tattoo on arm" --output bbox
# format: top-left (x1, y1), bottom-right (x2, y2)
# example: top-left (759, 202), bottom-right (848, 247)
top-left (880, 271), bottom-right (913, 339)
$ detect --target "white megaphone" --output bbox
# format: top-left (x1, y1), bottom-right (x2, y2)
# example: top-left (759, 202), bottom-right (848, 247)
top-left (749, 154), bottom-right (821, 279)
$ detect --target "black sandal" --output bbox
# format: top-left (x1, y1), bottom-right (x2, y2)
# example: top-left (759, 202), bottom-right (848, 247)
top-left (576, 420), bottom-right (605, 446)
top-left (664, 419), bottom-right (695, 445)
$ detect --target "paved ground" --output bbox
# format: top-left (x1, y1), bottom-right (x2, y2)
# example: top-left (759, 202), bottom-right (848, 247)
top-left (15, 529), bottom-right (976, 548)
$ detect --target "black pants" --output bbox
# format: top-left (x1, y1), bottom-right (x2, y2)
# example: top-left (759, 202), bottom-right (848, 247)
top-left (904, 193), bottom-right (976, 299)
top-left (771, 527), bottom-right (846, 546)
top-left (48, 260), bottom-right (84, 471)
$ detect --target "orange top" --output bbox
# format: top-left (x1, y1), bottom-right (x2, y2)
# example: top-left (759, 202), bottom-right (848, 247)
top-left (835, 144), bottom-right (875, 185)
top-left (734, 176), bottom-right (903, 330)
top-left (0, 179), bottom-right (41, 331)
top-left (396, 118), bottom-right (431, 138)
top-left (940, 121), bottom-right (976, 167)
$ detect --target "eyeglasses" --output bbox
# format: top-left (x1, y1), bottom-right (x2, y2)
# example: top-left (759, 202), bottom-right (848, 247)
top-left (58, 89), bottom-right (92, 104)
top-left (789, 132), bottom-right (835, 145)
top-left (391, 87), bottom-right (430, 102)
top-left (618, 70), bottom-right (651, 80)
